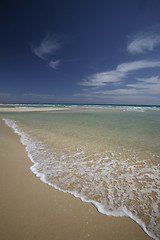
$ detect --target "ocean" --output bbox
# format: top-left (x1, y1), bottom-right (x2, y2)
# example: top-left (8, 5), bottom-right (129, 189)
top-left (0, 104), bottom-right (160, 240)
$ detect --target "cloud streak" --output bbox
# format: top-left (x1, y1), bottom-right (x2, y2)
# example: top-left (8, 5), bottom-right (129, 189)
top-left (78, 29), bottom-right (160, 104)
top-left (80, 60), bottom-right (160, 87)
top-left (126, 76), bottom-right (160, 95)
top-left (127, 33), bottom-right (160, 54)
top-left (78, 73), bottom-right (160, 105)
top-left (76, 75), bottom-right (160, 104)
top-left (94, 78), bottom-right (160, 96)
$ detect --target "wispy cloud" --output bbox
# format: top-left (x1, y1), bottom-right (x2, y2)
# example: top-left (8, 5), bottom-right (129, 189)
top-left (78, 29), bottom-right (160, 104)
top-left (127, 33), bottom-right (160, 54)
top-left (49, 60), bottom-right (61, 70)
top-left (76, 79), bottom-right (160, 104)
top-left (81, 74), bottom-right (160, 104)
top-left (94, 79), bottom-right (160, 96)
top-left (31, 35), bottom-right (62, 70)
top-left (80, 71), bottom-right (124, 87)
top-left (32, 35), bottom-right (61, 60)
top-left (80, 60), bottom-right (160, 87)
top-left (126, 76), bottom-right (160, 95)
top-left (137, 75), bottom-right (160, 84)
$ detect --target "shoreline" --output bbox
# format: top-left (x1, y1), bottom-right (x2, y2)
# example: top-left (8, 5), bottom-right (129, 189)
top-left (0, 119), bottom-right (152, 240)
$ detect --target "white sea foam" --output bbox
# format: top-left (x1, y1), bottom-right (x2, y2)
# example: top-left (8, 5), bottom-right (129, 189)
top-left (3, 118), bottom-right (160, 240)
top-left (69, 104), bottom-right (160, 112)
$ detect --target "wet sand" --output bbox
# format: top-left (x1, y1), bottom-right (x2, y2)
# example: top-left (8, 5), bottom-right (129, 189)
top-left (0, 119), bottom-right (152, 240)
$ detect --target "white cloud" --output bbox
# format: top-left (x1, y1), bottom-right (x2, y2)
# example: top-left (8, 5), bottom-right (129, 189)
top-left (80, 60), bottom-right (160, 87)
top-left (32, 35), bottom-right (61, 60)
top-left (117, 60), bottom-right (160, 72)
top-left (90, 75), bottom-right (160, 98)
top-left (95, 88), bottom-right (139, 95)
top-left (77, 30), bottom-right (160, 105)
top-left (127, 33), bottom-right (160, 54)
top-left (78, 59), bottom-right (160, 105)
top-left (49, 60), bottom-right (61, 69)
top-left (80, 71), bottom-right (125, 87)
top-left (137, 75), bottom-right (160, 84)
top-left (31, 35), bottom-right (62, 70)
top-left (126, 76), bottom-right (160, 95)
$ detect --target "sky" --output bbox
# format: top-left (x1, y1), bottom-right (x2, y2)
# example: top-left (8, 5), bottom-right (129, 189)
top-left (1, 0), bottom-right (160, 105)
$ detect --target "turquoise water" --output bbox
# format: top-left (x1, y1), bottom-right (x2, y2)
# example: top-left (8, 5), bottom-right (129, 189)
top-left (0, 105), bottom-right (160, 240)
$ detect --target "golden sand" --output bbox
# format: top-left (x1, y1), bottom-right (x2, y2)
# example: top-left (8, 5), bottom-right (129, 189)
top-left (0, 119), bottom-right (152, 240)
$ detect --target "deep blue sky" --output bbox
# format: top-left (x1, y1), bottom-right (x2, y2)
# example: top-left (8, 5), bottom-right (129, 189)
top-left (1, 0), bottom-right (160, 104)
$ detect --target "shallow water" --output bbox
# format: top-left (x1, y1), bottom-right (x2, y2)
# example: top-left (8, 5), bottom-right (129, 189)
top-left (1, 106), bottom-right (160, 240)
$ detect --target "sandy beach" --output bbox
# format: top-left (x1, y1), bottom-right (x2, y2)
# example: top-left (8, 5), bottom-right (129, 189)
top-left (0, 119), bottom-right (152, 240)
top-left (0, 107), bottom-right (68, 112)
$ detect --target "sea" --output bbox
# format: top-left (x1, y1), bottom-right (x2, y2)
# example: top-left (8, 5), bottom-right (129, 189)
top-left (0, 104), bottom-right (160, 240)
